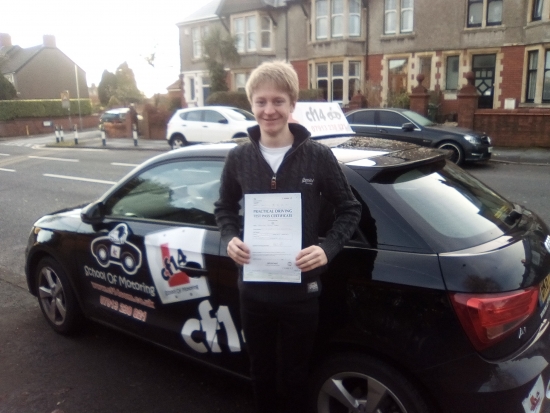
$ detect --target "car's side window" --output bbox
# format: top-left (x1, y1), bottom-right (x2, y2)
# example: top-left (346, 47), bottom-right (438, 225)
top-left (352, 111), bottom-right (375, 125)
top-left (378, 111), bottom-right (408, 128)
top-left (203, 110), bottom-right (226, 124)
top-left (103, 160), bottom-right (224, 226)
top-left (185, 110), bottom-right (203, 122)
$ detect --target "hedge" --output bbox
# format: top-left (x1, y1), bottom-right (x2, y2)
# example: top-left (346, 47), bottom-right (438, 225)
top-left (0, 99), bottom-right (93, 121)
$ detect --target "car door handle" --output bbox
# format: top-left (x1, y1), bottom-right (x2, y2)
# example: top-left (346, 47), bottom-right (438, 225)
top-left (180, 266), bottom-right (208, 278)
top-left (202, 125), bottom-right (208, 128)
top-left (378, 129), bottom-right (389, 133)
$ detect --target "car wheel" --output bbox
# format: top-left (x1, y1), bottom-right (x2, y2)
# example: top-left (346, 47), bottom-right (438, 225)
top-left (36, 257), bottom-right (83, 335)
top-left (121, 251), bottom-right (136, 273)
top-left (232, 132), bottom-right (248, 139)
top-left (95, 243), bottom-right (110, 267)
top-left (311, 353), bottom-right (432, 413)
top-left (170, 134), bottom-right (187, 150)
top-left (437, 141), bottom-right (464, 165)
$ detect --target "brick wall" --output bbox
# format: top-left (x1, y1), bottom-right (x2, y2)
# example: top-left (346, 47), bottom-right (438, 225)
top-left (292, 60), bottom-right (309, 90)
top-left (0, 115), bottom-right (99, 138)
top-left (498, 45), bottom-right (525, 108)
top-left (474, 109), bottom-right (550, 147)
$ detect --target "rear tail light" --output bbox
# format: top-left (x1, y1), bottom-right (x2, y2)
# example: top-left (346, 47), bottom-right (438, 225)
top-left (450, 287), bottom-right (539, 351)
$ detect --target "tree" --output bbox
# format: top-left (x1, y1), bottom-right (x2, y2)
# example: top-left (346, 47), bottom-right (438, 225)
top-left (0, 54), bottom-right (17, 100)
top-left (202, 28), bottom-right (240, 93)
top-left (115, 62), bottom-right (144, 105)
top-left (97, 70), bottom-right (117, 106)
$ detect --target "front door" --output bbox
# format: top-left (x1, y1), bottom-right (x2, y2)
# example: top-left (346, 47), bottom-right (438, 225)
top-left (472, 54), bottom-right (496, 109)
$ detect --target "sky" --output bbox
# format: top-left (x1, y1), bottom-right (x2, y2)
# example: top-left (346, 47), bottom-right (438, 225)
top-left (1, 0), bottom-right (205, 97)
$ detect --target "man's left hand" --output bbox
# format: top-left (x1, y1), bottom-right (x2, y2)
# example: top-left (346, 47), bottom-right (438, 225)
top-left (295, 246), bottom-right (327, 272)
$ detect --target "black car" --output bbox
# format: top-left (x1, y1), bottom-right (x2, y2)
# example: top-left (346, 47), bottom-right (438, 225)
top-left (25, 136), bottom-right (550, 413)
top-left (346, 108), bottom-right (493, 165)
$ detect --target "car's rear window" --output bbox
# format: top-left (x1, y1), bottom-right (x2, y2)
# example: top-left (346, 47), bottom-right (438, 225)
top-left (368, 162), bottom-right (515, 252)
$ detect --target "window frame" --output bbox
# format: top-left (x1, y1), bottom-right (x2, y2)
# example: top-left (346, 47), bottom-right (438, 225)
top-left (311, 59), bottom-right (363, 104)
top-left (467, 0), bottom-right (502, 28)
top-left (523, 47), bottom-right (550, 105)
top-left (232, 12), bottom-right (272, 54)
top-left (313, 0), bottom-right (363, 41)
top-left (384, 0), bottom-right (414, 35)
top-left (531, 0), bottom-right (543, 21)
top-left (445, 55), bottom-right (460, 91)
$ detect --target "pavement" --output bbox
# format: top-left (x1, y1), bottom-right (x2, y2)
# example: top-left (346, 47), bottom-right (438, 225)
top-left (4, 129), bottom-right (550, 165)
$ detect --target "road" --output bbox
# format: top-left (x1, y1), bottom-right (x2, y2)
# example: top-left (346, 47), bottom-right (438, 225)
top-left (0, 135), bottom-right (549, 413)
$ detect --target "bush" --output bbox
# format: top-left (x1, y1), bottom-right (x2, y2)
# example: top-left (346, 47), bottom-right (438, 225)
top-left (0, 99), bottom-right (93, 121)
top-left (298, 89), bottom-right (324, 101)
top-left (206, 91), bottom-right (251, 111)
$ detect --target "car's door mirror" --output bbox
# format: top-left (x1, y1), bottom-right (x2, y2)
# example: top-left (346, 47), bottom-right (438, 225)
top-left (81, 200), bottom-right (105, 224)
top-left (402, 122), bottom-right (415, 131)
top-left (218, 118), bottom-right (229, 124)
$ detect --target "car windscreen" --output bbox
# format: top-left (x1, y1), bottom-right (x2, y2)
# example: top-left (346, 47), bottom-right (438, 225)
top-left (402, 110), bottom-right (436, 127)
top-left (367, 161), bottom-right (515, 252)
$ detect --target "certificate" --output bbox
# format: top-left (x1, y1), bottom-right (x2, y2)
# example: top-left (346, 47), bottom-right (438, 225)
top-left (243, 193), bottom-right (302, 283)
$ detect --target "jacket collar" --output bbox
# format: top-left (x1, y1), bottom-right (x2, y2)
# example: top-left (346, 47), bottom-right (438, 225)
top-left (247, 123), bottom-right (311, 148)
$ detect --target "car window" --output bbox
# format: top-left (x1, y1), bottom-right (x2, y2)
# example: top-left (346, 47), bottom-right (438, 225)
top-left (203, 110), bottom-right (226, 123)
top-left (402, 110), bottom-right (435, 126)
top-left (369, 161), bottom-right (515, 252)
top-left (180, 111), bottom-right (202, 122)
top-left (348, 111), bottom-right (375, 125)
top-left (378, 111), bottom-right (408, 128)
top-left (103, 160), bottom-right (224, 226)
top-left (226, 108), bottom-right (256, 121)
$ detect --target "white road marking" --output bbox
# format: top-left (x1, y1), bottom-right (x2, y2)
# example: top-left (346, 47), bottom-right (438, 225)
top-left (0, 168), bottom-right (15, 172)
top-left (111, 162), bottom-right (139, 167)
top-left (29, 156), bottom-right (79, 162)
top-left (0, 153), bottom-right (10, 156)
top-left (43, 174), bottom-right (116, 185)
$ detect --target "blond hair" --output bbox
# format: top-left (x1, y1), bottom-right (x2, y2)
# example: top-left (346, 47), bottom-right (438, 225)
top-left (246, 60), bottom-right (299, 104)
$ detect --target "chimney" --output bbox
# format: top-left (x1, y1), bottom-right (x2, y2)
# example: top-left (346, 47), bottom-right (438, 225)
top-left (43, 34), bottom-right (56, 48)
top-left (0, 33), bottom-right (12, 48)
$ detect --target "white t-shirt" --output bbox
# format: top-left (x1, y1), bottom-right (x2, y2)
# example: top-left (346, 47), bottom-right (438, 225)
top-left (259, 142), bottom-right (292, 173)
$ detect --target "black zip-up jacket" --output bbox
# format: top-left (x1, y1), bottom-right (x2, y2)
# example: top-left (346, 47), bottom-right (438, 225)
top-left (214, 123), bottom-right (361, 302)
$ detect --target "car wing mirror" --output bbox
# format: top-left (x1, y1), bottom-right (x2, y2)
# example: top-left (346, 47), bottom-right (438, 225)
top-left (218, 118), bottom-right (229, 124)
top-left (402, 122), bottom-right (415, 131)
top-left (81, 200), bottom-right (105, 225)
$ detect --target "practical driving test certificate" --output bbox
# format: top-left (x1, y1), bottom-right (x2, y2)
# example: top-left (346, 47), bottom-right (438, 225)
top-left (243, 193), bottom-right (302, 283)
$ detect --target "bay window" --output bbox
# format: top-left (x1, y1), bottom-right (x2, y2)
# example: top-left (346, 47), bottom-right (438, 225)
top-left (313, 60), bottom-right (362, 104)
top-left (467, 0), bottom-right (502, 28)
top-left (233, 13), bottom-right (271, 53)
top-left (314, 0), bottom-right (362, 40)
top-left (524, 48), bottom-right (550, 104)
top-left (385, 0), bottom-right (414, 35)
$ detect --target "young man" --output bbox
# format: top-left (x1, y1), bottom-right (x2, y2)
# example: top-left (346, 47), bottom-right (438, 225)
top-left (214, 61), bottom-right (361, 413)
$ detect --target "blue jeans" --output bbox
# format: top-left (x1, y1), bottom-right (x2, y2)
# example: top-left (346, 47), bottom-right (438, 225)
top-left (240, 294), bottom-right (319, 413)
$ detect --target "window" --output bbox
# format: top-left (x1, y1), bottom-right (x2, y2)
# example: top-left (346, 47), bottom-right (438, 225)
top-left (104, 160), bottom-right (224, 226)
top-left (467, 0), bottom-right (502, 28)
top-left (385, 0), bottom-right (414, 35)
top-left (388, 58), bottom-right (408, 97)
top-left (446, 56), bottom-right (460, 91)
top-left (526, 51), bottom-right (538, 102)
top-left (313, 60), bottom-right (362, 104)
top-left (532, 0), bottom-right (543, 21)
top-left (233, 13), bottom-right (272, 53)
top-left (189, 77), bottom-right (196, 101)
top-left (235, 73), bottom-right (249, 92)
top-left (524, 48), bottom-right (550, 104)
top-left (203, 110), bottom-right (226, 123)
top-left (314, 0), bottom-right (362, 40)
top-left (191, 26), bottom-right (208, 59)
top-left (418, 56), bottom-right (432, 90)
top-left (378, 111), bottom-right (408, 127)
top-left (180, 110), bottom-right (202, 122)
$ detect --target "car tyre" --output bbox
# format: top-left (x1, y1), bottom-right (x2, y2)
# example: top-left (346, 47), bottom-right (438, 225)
top-left (170, 134), bottom-right (187, 150)
top-left (311, 353), bottom-right (433, 413)
top-left (36, 257), bottom-right (83, 335)
top-left (437, 141), bottom-right (464, 165)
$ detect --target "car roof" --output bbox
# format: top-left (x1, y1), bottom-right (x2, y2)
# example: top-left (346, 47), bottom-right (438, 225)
top-left (177, 106), bottom-right (241, 112)
top-left (104, 108), bottom-right (130, 114)
top-left (346, 108), bottom-right (409, 115)
top-left (143, 135), bottom-right (446, 176)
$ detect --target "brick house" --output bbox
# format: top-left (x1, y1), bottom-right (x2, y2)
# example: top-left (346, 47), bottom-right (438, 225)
top-left (0, 33), bottom-right (89, 100)
top-left (176, 0), bottom-right (550, 146)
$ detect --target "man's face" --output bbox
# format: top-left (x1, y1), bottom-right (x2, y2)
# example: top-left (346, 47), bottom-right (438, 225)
top-left (250, 82), bottom-right (295, 138)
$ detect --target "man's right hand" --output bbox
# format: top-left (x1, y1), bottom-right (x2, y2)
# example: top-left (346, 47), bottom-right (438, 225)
top-left (227, 237), bottom-right (250, 265)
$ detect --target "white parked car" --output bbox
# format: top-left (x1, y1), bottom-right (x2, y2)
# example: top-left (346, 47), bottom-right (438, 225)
top-left (166, 106), bottom-right (257, 149)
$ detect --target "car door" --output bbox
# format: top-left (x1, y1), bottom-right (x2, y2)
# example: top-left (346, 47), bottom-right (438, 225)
top-left (74, 158), bottom-right (245, 367)
top-left (376, 111), bottom-right (426, 146)
top-left (346, 110), bottom-right (379, 137)
top-left (177, 109), bottom-right (203, 142)
top-left (202, 109), bottom-right (231, 142)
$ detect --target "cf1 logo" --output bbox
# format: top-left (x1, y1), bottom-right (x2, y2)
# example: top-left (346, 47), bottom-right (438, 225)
top-left (181, 300), bottom-right (242, 353)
